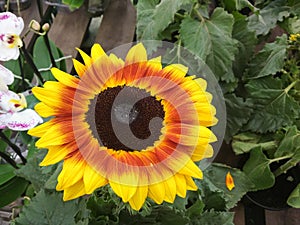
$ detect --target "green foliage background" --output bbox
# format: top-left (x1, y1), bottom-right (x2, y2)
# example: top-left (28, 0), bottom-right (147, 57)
top-left (1, 0), bottom-right (300, 224)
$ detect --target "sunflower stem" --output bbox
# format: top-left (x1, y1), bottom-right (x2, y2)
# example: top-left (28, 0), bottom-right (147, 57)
top-left (0, 151), bottom-right (18, 169)
top-left (0, 130), bottom-right (27, 165)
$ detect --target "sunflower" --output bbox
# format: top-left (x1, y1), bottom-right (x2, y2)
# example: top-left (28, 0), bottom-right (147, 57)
top-left (28, 43), bottom-right (218, 210)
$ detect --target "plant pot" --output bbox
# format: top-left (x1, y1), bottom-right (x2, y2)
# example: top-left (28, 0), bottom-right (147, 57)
top-left (246, 163), bottom-right (300, 210)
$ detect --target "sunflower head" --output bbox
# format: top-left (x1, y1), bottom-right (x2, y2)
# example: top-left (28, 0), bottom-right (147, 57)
top-left (29, 42), bottom-right (218, 210)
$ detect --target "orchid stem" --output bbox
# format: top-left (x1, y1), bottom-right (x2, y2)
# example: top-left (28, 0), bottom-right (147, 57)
top-left (36, 0), bottom-right (44, 20)
top-left (21, 44), bottom-right (45, 84)
top-left (0, 151), bottom-right (18, 169)
top-left (18, 56), bottom-right (26, 91)
top-left (43, 34), bottom-right (57, 68)
top-left (0, 130), bottom-right (26, 164)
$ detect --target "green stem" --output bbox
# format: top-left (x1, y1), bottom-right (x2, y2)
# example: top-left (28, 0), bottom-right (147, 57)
top-left (6, 0), bottom-right (10, 11)
top-left (285, 80), bottom-right (298, 93)
top-left (175, 12), bottom-right (185, 20)
top-left (193, 4), bottom-right (205, 22)
top-left (0, 151), bottom-right (18, 169)
top-left (273, 159), bottom-right (298, 177)
top-left (18, 56), bottom-right (26, 92)
top-left (21, 44), bottom-right (45, 84)
top-left (36, 0), bottom-right (44, 20)
top-left (269, 154), bottom-right (293, 164)
top-left (43, 34), bottom-right (57, 67)
top-left (0, 130), bottom-right (27, 165)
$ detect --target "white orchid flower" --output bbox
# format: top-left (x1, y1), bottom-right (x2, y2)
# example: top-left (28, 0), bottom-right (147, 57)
top-left (0, 64), bottom-right (14, 91)
top-left (0, 12), bottom-right (24, 61)
top-left (0, 90), bottom-right (43, 131)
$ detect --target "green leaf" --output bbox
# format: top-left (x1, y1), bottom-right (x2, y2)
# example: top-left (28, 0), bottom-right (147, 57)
top-left (245, 35), bottom-right (288, 79)
top-left (191, 210), bottom-right (234, 225)
top-left (222, 0), bottom-right (257, 12)
top-left (200, 163), bottom-right (254, 209)
top-left (187, 199), bottom-right (205, 218)
top-left (33, 36), bottom-right (64, 81)
top-left (232, 132), bottom-right (277, 155)
top-left (0, 164), bottom-right (16, 186)
top-left (62, 0), bottom-right (84, 9)
top-left (136, 0), bottom-right (189, 40)
top-left (275, 126), bottom-right (300, 157)
top-left (15, 150), bottom-right (58, 191)
top-left (224, 93), bottom-right (253, 141)
top-left (180, 8), bottom-right (238, 82)
top-left (14, 190), bottom-right (88, 225)
top-left (0, 130), bottom-right (11, 152)
top-left (247, 0), bottom-right (290, 35)
top-left (0, 176), bottom-right (28, 208)
top-left (243, 147), bottom-right (275, 191)
top-left (287, 183), bottom-right (300, 208)
top-left (232, 12), bottom-right (257, 77)
top-left (245, 77), bottom-right (300, 133)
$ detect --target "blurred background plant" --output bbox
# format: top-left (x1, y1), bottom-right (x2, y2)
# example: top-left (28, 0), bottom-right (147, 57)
top-left (0, 0), bottom-right (300, 225)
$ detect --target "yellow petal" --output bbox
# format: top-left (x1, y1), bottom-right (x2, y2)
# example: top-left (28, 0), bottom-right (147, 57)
top-left (192, 144), bottom-right (214, 162)
top-left (163, 176), bottom-right (177, 203)
top-left (110, 182), bottom-right (137, 203)
top-left (51, 68), bottom-right (79, 88)
top-left (57, 152), bottom-right (86, 190)
top-left (174, 174), bottom-right (187, 198)
top-left (128, 186), bottom-right (148, 211)
top-left (160, 63), bottom-right (188, 81)
top-left (91, 43), bottom-right (106, 61)
top-left (186, 176), bottom-right (198, 191)
top-left (62, 180), bottom-right (86, 201)
top-left (148, 182), bottom-right (165, 204)
top-left (76, 47), bottom-right (92, 67)
top-left (125, 43), bottom-right (147, 65)
top-left (226, 172), bottom-right (235, 191)
top-left (34, 102), bottom-right (69, 117)
top-left (40, 142), bottom-right (78, 166)
top-left (84, 165), bottom-right (108, 194)
top-left (73, 59), bottom-right (87, 77)
top-left (28, 119), bottom-right (55, 137)
top-left (178, 160), bottom-right (203, 179)
top-left (35, 121), bottom-right (73, 148)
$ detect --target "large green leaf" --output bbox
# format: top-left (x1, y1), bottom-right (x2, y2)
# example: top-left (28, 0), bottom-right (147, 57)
top-left (14, 190), bottom-right (89, 225)
top-left (180, 8), bottom-right (238, 82)
top-left (245, 77), bottom-right (300, 133)
top-left (0, 176), bottom-right (28, 208)
top-left (198, 163), bottom-right (253, 210)
top-left (0, 164), bottom-right (16, 186)
top-left (245, 35), bottom-right (288, 79)
top-left (287, 183), bottom-right (300, 208)
top-left (224, 93), bottom-right (253, 141)
top-left (275, 126), bottom-right (300, 158)
top-left (222, 0), bottom-right (256, 11)
top-left (15, 150), bottom-right (58, 191)
top-left (232, 132), bottom-right (277, 155)
top-left (232, 12), bottom-right (257, 77)
top-left (247, 0), bottom-right (290, 35)
top-left (191, 211), bottom-right (234, 225)
top-left (243, 147), bottom-right (275, 191)
top-left (33, 36), bottom-right (64, 81)
top-left (136, 0), bottom-right (189, 40)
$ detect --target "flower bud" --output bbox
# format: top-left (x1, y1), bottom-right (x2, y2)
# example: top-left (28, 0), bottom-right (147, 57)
top-left (42, 23), bottom-right (50, 32)
top-left (29, 20), bottom-right (41, 31)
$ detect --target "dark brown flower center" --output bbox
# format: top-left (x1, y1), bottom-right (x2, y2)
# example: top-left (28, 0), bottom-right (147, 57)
top-left (87, 86), bottom-right (165, 151)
